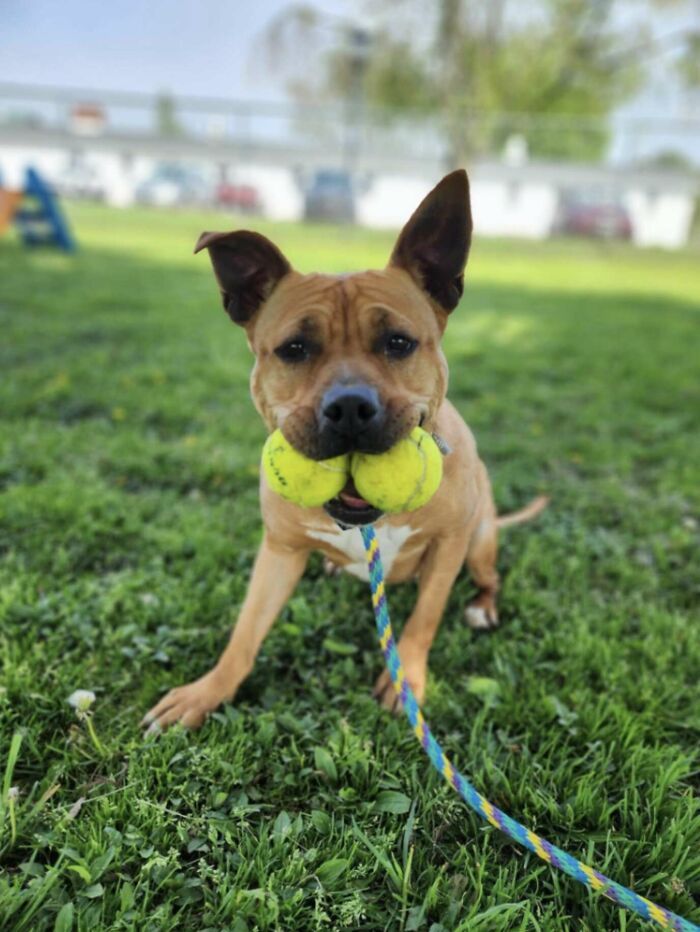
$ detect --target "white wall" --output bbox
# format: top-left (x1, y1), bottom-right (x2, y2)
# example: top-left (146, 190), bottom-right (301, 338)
top-left (0, 147), bottom-right (65, 188)
top-left (624, 190), bottom-right (695, 249)
top-left (1, 143), bottom-right (695, 249)
top-left (359, 172), bottom-right (695, 249)
top-left (230, 166), bottom-right (302, 221)
top-left (356, 176), bottom-right (436, 229)
top-left (358, 174), bottom-right (558, 240)
top-left (470, 180), bottom-right (557, 239)
top-left (0, 146), bottom-right (154, 205)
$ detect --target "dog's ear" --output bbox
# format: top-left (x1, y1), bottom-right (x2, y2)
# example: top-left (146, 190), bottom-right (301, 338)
top-left (194, 230), bottom-right (291, 325)
top-left (389, 169), bottom-right (472, 313)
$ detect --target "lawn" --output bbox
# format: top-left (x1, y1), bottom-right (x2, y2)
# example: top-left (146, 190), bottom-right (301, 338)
top-left (0, 201), bottom-right (699, 931)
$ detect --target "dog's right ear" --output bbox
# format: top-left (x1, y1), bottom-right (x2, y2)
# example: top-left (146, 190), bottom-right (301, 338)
top-left (194, 230), bottom-right (291, 325)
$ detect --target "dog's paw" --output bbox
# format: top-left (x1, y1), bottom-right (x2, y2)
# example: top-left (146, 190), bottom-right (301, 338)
top-left (465, 602), bottom-right (499, 630)
top-left (373, 666), bottom-right (426, 715)
top-left (141, 671), bottom-right (230, 734)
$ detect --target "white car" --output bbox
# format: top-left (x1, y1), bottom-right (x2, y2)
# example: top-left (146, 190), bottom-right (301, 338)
top-left (56, 163), bottom-right (106, 201)
top-left (136, 164), bottom-right (211, 207)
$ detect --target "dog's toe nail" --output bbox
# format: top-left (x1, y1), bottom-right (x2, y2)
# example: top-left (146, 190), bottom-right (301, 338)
top-left (144, 720), bottom-right (162, 737)
top-left (141, 712), bottom-right (154, 727)
top-left (465, 605), bottom-right (497, 630)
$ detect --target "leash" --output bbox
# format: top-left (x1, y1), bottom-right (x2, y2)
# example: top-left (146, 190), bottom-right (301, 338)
top-left (360, 524), bottom-right (698, 931)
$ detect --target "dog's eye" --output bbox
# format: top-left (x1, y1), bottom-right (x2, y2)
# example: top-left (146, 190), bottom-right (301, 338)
top-left (384, 333), bottom-right (418, 360)
top-left (275, 338), bottom-right (313, 363)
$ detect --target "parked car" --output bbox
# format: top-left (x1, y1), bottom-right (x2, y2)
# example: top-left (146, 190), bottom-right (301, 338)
top-left (553, 190), bottom-right (633, 240)
top-left (136, 164), bottom-right (211, 208)
top-left (56, 162), bottom-right (106, 201)
top-left (304, 170), bottom-right (355, 223)
top-left (215, 182), bottom-right (260, 213)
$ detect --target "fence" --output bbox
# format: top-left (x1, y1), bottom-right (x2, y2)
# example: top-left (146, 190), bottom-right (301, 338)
top-left (1, 81), bottom-right (699, 174)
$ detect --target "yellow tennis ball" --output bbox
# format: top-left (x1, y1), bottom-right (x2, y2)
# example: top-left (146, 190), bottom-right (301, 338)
top-left (262, 429), bottom-right (350, 508)
top-left (351, 427), bottom-right (443, 513)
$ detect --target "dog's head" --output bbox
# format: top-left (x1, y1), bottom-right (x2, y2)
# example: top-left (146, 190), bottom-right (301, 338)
top-left (196, 170), bottom-right (472, 524)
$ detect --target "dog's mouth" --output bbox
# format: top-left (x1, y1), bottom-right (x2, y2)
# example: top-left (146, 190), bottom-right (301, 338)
top-left (323, 478), bottom-right (383, 527)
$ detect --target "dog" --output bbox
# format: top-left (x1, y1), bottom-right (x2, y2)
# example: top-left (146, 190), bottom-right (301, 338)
top-left (142, 169), bottom-right (546, 733)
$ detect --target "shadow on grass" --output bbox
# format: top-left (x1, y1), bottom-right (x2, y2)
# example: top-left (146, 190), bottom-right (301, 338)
top-left (2, 236), bottom-right (698, 411)
top-left (1, 236), bottom-right (698, 555)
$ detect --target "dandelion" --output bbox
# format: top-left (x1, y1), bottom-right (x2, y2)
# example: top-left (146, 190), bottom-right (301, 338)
top-left (67, 690), bottom-right (95, 713)
top-left (67, 690), bottom-right (105, 757)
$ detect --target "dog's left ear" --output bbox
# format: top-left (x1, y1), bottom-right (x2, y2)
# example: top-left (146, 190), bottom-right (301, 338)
top-left (194, 230), bottom-right (291, 325)
top-left (389, 169), bottom-right (472, 313)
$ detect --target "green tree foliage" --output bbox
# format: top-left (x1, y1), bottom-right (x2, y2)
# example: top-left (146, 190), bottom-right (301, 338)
top-left (677, 31), bottom-right (700, 86)
top-left (259, 0), bottom-right (698, 163)
top-left (363, 0), bottom-right (645, 162)
top-left (155, 93), bottom-right (183, 138)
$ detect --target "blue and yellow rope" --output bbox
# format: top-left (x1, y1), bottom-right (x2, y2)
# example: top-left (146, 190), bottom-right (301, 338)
top-left (360, 524), bottom-right (698, 931)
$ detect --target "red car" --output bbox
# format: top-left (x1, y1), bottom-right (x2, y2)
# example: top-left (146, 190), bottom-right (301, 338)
top-left (553, 190), bottom-right (633, 240)
top-left (215, 183), bottom-right (260, 214)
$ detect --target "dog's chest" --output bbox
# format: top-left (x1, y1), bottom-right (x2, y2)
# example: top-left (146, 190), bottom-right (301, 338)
top-left (305, 522), bottom-right (416, 581)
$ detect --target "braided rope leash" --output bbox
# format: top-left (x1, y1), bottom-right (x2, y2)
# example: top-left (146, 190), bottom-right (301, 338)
top-left (360, 524), bottom-right (698, 931)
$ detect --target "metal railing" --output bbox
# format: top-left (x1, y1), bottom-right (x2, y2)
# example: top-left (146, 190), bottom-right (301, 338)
top-left (1, 81), bottom-right (698, 174)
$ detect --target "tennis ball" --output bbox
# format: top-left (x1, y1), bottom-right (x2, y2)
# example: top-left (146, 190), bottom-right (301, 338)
top-left (262, 429), bottom-right (350, 508)
top-left (351, 427), bottom-right (443, 513)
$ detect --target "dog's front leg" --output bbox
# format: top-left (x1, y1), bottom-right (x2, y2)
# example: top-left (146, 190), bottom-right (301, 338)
top-left (373, 529), bottom-right (469, 712)
top-left (143, 535), bottom-right (309, 732)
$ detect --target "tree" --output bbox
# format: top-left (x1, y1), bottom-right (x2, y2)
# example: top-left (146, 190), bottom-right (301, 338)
top-left (362, 0), bottom-right (645, 162)
top-left (155, 93), bottom-right (183, 138)
top-left (677, 30), bottom-right (700, 87)
top-left (257, 0), bottom-right (699, 164)
top-left (254, 7), bottom-right (373, 169)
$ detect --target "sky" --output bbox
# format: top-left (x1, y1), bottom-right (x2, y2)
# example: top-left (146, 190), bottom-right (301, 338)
top-left (1, 0), bottom-right (349, 101)
top-left (1, 0), bottom-right (695, 106)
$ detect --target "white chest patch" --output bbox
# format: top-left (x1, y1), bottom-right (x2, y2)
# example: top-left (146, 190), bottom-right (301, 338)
top-left (305, 522), bottom-right (416, 581)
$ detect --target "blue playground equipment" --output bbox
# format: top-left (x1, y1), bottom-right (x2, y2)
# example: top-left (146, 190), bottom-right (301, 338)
top-left (0, 167), bottom-right (76, 252)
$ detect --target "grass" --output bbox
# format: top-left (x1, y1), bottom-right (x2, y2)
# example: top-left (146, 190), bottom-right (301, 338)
top-left (0, 200), bottom-right (699, 931)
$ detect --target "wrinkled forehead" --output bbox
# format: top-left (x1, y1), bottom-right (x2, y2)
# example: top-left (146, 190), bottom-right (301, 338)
top-left (251, 268), bottom-right (441, 351)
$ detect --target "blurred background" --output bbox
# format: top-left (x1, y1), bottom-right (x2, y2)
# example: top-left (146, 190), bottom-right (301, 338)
top-left (1, 0), bottom-right (699, 248)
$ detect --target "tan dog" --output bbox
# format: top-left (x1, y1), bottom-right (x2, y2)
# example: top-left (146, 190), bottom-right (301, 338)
top-left (143, 170), bottom-right (546, 733)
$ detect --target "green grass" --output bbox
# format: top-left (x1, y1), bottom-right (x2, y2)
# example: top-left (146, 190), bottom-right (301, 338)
top-left (1, 201), bottom-right (699, 931)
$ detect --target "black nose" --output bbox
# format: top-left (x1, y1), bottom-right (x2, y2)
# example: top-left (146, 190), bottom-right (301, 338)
top-left (320, 384), bottom-right (381, 437)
